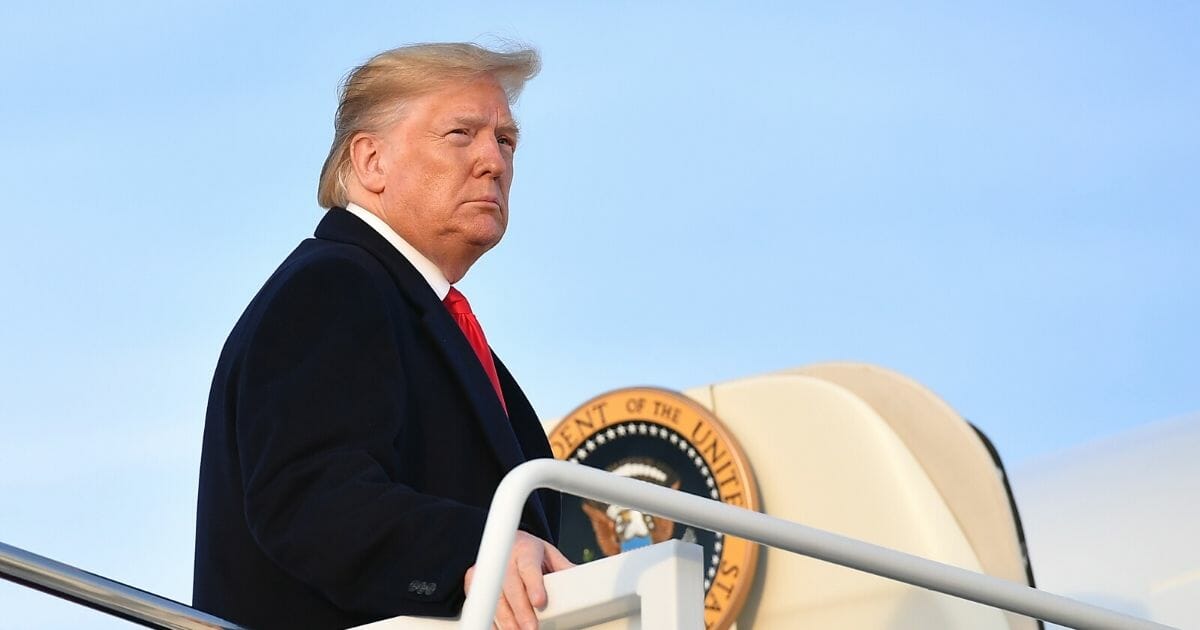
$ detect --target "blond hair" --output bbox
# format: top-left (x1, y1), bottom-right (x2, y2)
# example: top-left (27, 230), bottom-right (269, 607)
top-left (317, 42), bottom-right (541, 209)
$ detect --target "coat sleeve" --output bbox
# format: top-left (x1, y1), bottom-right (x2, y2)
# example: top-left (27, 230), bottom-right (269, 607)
top-left (233, 252), bottom-right (486, 618)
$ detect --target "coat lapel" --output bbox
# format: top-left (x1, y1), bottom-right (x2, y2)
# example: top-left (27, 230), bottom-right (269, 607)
top-left (418, 308), bottom-right (529, 475)
top-left (494, 355), bottom-right (554, 538)
top-left (313, 208), bottom-right (528, 476)
top-left (414, 310), bottom-right (553, 538)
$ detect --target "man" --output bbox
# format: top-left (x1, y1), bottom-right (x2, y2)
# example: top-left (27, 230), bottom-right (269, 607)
top-left (194, 43), bottom-right (567, 630)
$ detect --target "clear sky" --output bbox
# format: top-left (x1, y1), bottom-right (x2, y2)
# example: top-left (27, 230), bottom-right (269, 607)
top-left (1, 2), bottom-right (1196, 627)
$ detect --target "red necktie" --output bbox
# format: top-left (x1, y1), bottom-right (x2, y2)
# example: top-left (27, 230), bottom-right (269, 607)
top-left (443, 287), bottom-right (507, 414)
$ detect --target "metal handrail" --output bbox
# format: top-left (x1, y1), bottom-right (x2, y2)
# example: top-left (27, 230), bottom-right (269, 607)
top-left (461, 459), bottom-right (1177, 630)
top-left (0, 541), bottom-right (245, 630)
top-left (1, 459), bottom-right (1178, 630)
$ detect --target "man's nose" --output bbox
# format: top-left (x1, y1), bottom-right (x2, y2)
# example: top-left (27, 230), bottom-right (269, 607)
top-left (473, 136), bottom-right (508, 179)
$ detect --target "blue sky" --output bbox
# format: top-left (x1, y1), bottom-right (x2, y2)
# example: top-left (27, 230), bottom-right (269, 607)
top-left (1, 2), bottom-right (1197, 627)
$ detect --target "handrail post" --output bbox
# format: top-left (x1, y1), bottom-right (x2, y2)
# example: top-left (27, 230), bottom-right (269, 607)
top-left (460, 462), bottom-right (547, 629)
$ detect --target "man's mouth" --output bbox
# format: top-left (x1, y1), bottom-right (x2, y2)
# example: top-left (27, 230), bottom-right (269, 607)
top-left (468, 197), bottom-right (503, 212)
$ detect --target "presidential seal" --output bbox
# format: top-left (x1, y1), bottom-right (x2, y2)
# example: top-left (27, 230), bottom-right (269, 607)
top-left (548, 387), bottom-right (760, 630)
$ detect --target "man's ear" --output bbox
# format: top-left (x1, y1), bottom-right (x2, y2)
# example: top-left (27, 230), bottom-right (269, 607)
top-left (349, 132), bottom-right (386, 194)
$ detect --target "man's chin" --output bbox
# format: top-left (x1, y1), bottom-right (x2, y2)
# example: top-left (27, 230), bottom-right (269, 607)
top-left (464, 222), bottom-right (506, 251)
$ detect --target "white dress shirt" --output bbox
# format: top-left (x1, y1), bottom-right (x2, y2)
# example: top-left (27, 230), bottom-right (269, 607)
top-left (345, 202), bottom-right (451, 300)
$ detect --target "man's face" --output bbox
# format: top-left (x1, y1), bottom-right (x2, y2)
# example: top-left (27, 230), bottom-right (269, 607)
top-left (374, 76), bottom-right (518, 274)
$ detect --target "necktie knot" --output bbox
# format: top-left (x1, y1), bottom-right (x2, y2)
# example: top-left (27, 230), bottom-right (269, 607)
top-left (443, 286), bottom-right (472, 316)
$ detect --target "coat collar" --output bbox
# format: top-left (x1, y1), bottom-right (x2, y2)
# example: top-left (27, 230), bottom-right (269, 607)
top-left (313, 208), bottom-right (550, 534)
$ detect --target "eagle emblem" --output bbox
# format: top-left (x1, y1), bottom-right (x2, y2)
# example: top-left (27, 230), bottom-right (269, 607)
top-left (580, 458), bottom-right (681, 556)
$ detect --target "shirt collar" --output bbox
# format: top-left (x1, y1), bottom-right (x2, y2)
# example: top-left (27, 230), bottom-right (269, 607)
top-left (344, 203), bottom-right (451, 300)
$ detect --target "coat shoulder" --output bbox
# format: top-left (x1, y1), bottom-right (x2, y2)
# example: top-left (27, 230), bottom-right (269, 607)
top-left (221, 238), bottom-right (410, 361)
top-left (270, 238), bottom-right (394, 291)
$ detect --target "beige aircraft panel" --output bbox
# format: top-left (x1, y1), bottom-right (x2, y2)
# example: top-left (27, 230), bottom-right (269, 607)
top-left (543, 364), bottom-right (1036, 628)
top-left (684, 373), bottom-right (1010, 629)
top-left (788, 364), bottom-right (1032, 589)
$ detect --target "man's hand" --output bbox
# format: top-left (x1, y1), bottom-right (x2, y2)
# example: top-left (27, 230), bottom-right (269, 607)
top-left (463, 530), bottom-right (574, 630)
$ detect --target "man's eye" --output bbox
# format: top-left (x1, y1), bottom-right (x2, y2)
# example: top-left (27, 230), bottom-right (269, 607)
top-left (498, 135), bottom-right (516, 148)
top-left (448, 128), bottom-right (470, 136)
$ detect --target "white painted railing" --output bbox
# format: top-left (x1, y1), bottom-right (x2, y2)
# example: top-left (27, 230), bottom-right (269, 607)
top-left (1, 458), bottom-right (1179, 629)
top-left (461, 459), bottom-right (1177, 630)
